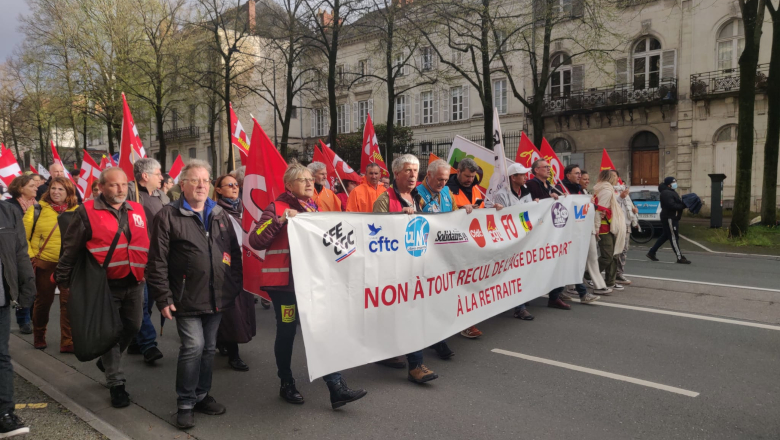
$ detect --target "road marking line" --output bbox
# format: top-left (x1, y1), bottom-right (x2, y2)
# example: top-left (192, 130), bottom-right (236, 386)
top-left (679, 234), bottom-right (716, 253)
top-left (624, 274), bottom-right (780, 294)
top-left (15, 403), bottom-right (48, 409)
top-left (492, 349), bottom-right (699, 397)
top-left (627, 258), bottom-right (675, 264)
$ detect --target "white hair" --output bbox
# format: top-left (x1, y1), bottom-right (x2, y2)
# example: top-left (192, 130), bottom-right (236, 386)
top-left (427, 159), bottom-right (450, 176)
top-left (134, 158), bottom-right (161, 181)
top-left (392, 154), bottom-right (419, 174)
top-left (307, 162), bottom-right (326, 173)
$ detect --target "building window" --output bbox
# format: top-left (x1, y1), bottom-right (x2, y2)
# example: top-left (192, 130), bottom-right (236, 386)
top-left (358, 100), bottom-right (369, 128)
top-left (421, 91), bottom-right (434, 124)
top-left (551, 138), bottom-right (572, 167)
top-left (188, 148), bottom-right (197, 159)
top-left (394, 53), bottom-right (405, 76)
top-left (421, 47), bottom-right (433, 71)
top-left (495, 30), bottom-right (507, 51)
top-left (633, 37), bottom-right (662, 90)
top-left (171, 108), bottom-right (179, 129)
top-left (171, 149), bottom-right (179, 161)
top-left (451, 87), bottom-right (464, 121)
top-left (632, 131), bottom-right (660, 150)
top-left (493, 79), bottom-right (507, 114)
top-left (396, 95), bottom-right (407, 126)
top-left (555, 0), bottom-right (573, 15)
top-left (291, 106), bottom-right (297, 119)
top-left (717, 19), bottom-right (745, 71)
top-left (715, 125), bottom-right (738, 142)
top-left (336, 103), bottom-right (349, 134)
top-left (358, 59), bottom-right (367, 79)
top-left (315, 108), bottom-right (326, 137)
top-left (336, 65), bottom-right (345, 84)
top-left (550, 53), bottom-right (572, 98)
top-left (188, 104), bottom-right (196, 127)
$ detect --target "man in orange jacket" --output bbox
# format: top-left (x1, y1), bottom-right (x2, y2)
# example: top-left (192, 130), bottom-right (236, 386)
top-left (308, 162), bottom-right (341, 212)
top-left (346, 163), bottom-right (386, 213)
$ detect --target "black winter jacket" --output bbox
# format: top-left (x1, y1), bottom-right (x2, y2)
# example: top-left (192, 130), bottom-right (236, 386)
top-left (0, 201), bottom-right (36, 308)
top-left (658, 183), bottom-right (686, 221)
top-left (148, 198), bottom-right (243, 316)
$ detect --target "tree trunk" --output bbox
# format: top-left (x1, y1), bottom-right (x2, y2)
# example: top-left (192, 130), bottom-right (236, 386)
top-left (83, 114), bottom-right (88, 158)
top-left (155, 107), bottom-right (167, 170)
top-left (327, 2), bottom-right (341, 142)
top-left (761, 16), bottom-right (780, 226)
top-left (730, 0), bottom-right (765, 237)
top-left (385, 7), bottom-right (396, 169)
top-left (280, 58), bottom-right (295, 159)
top-left (481, 0), bottom-right (493, 150)
top-left (37, 114), bottom-right (47, 167)
top-left (209, 107), bottom-right (218, 172)
top-left (107, 118), bottom-right (115, 156)
top-left (225, 62), bottom-right (234, 173)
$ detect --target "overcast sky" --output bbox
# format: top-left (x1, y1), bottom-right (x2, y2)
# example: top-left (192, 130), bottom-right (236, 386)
top-left (0, 0), bottom-right (30, 61)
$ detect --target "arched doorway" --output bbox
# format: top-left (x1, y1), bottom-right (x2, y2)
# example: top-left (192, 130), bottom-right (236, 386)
top-left (631, 131), bottom-right (659, 186)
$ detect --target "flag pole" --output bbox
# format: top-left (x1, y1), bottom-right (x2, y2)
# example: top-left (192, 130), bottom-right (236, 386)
top-left (130, 148), bottom-right (139, 203)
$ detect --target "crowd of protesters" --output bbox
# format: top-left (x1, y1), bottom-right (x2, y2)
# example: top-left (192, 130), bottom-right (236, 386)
top-left (0, 153), bottom-right (693, 437)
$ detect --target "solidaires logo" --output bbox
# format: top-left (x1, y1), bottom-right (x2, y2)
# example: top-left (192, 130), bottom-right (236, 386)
top-left (404, 217), bottom-right (430, 257)
top-left (435, 229), bottom-right (469, 245)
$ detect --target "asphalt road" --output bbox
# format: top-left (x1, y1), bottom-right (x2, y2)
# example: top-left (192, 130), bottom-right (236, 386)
top-left (11, 250), bottom-right (780, 440)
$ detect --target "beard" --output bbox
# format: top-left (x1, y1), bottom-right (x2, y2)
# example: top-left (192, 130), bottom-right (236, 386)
top-left (106, 194), bottom-right (127, 205)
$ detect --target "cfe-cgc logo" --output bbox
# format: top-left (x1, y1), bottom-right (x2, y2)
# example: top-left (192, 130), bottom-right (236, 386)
top-left (551, 202), bottom-right (569, 228)
top-left (573, 203), bottom-right (589, 221)
top-left (469, 218), bottom-right (486, 248)
top-left (485, 215), bottom-right (504, 243)
top-left (367, 223), bottom-right (399, 253)
top-left (434, 229), bottom-right (469, 245)
top-left (322, 221), bottom-right (356, 262)
top-left (404, 217), bottom-right (430, 257)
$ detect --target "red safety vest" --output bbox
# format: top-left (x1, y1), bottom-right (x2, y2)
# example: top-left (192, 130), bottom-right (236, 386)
top-left (386, 188), bottom-right (404, 213)
top-left (84, 200), bottom-right (150, 281)
top-left (260, 201), bottom-right (294, 288)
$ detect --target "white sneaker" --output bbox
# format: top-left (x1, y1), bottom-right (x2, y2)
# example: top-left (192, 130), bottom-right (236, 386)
top-left (593, 287), bottom-right (613, 295)
top-left (580, 293), bottom-right (600, 303)
top-left (616, 276), bottom-right (632, 285)
top-left (608, 284), bottom-right (624, 291)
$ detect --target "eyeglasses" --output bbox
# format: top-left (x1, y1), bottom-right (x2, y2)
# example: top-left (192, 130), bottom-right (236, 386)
top-left (294, 178), bottom-right (315, 184)
top-left (536, 165), bottom-right (552, 170)
top-left (183, 178), bottom-right (210, 185)
top-left (220, 183), bottom-right (239, 188)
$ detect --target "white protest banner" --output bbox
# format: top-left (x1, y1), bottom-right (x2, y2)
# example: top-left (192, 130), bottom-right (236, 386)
top-left (287, 195), bottom-right (594, 381)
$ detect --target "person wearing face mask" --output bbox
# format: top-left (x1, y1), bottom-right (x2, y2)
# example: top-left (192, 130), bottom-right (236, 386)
top-left (212, 174), bottom-right (256, 372)
top-left (647, 177), bottom-right (690, 264)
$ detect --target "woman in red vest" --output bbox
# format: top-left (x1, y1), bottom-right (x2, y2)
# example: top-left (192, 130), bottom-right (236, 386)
top-left (249, 163), bottom-right (367, 410)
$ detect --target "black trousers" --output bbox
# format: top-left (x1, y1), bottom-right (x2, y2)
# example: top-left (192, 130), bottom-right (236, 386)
top-left (649, 217), bottom-right (682, 259)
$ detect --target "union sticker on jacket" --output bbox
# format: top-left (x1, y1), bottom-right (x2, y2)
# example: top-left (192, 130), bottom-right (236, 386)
top-left (222, 252), bottom-right (231, 266)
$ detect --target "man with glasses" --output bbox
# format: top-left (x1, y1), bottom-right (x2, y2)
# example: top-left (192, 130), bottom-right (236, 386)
top-left (126, 158), bottom-right (168, 365)
top-left (148, 160), bottom-right (243, 429)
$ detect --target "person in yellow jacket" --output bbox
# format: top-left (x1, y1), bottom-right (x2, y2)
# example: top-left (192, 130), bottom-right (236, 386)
top-left (23, 177), bottom-right (79, 351)
top-left (346, 164), bottom-right (386, 213)
top-left (307, 162), bottom-right (342, 212)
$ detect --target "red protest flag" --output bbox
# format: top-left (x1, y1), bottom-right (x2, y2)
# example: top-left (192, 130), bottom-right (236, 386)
top-left (360, 114), bottom-right (389, 178)
top-left (515, 132), bottom-right (542, 168)
top-left (29, 165), bottom-right (37, 174)
top-left (538, 137), bottom-right (568, 193)
top-left (320, 141), bottom-right (362, 184)
top-left (168, 154), bottom-right (185, 184)
top-left (76, 151), bottom-right (102, 199)
top-left (600, 149), bottom-right (624, 184)
top-left (230, 103), bottom-right (250, 163)
top-left (0, 147), bottom-right (22, 187)
top-left (118, 93), bottom-right (146, 181)
top-left (241, 118), bottom-right (287, 301)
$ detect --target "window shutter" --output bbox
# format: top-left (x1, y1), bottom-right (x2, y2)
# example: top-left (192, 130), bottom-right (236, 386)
top-left (433, 91), bottom-right (439, 124)
top-left (462, 85), bottom-right (470, 120)
top-left (571, 0), bottom-right (584, 18)
top-left (440, 89), bottom-right (450, 123)
top-left (615, 57), bottom-right (629, 85)
top-left (571, 65), bottom-right (584, 92)
top-left (344, 103), bottom-right (350, 133)
top-left (310, 109), bottom-right (315, 136)
top-left (368, 99), bottom-right (373, 118)
top-left (353, 102), bottom-right (358, 132)
top-left (403, 49), bottom-right (410, 76)
top-left (414, 93), bottom-right (421, 126)
top-left (661, 50), bottom-right (677, 80)
top-left (405, 96), bottom-right (411, 127)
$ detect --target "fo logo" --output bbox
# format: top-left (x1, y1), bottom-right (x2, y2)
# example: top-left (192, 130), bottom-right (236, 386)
top-left (574, 203), bottom-right (589, 221)
top-left (551, 202), bottom-right (569, 228)
top-left (322, 222), bottom-right (356, 262)
top-left (404, 217), bottom-right (430, 257)
top-left (469, 218), bottom-right (486, 248)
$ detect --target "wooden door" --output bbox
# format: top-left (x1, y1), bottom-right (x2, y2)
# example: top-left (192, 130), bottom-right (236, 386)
top-left (631, 150), bottom-right (659, 186)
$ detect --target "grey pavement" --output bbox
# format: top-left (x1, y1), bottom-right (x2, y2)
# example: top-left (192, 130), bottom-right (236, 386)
top-left (8, 249), bottom-right (780, 440)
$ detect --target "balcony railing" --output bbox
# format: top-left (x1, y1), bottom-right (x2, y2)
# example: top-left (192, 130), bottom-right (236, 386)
top-left (690, 64), bottom-right (769, 100)
top-left (531, 77), bottom-right (678, 115)
top-left (162, 126), bottom-right (199, 142)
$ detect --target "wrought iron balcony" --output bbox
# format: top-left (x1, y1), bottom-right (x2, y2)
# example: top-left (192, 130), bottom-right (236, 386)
top-left (162, 126), bottom-right (199, 142)
top-left (531, 78), bottom-right (678, 116)
top-left (690, 64), bottom-right (769, 100)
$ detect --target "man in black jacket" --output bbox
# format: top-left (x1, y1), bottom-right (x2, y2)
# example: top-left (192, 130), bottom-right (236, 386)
top-left (147, 160), bottom-right (242, 430)
top-left (0, 201), bottom-right (35, 437)
top-left (647, 177), bottom-right (690, 264)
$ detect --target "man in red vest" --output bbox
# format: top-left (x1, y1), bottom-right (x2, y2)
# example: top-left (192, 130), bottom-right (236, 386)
top-left (56, 167), bottom-right (150, 409)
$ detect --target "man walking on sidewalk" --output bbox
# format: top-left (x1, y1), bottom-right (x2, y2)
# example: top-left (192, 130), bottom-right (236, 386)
top-left (647, 177), bottom-right (691, 264)
top-left (148, 160), bottom-right (243, 430)
top-left (56, 168), bottom-right (150, 409)
top-left (0, 201), bottom-right (35, 438)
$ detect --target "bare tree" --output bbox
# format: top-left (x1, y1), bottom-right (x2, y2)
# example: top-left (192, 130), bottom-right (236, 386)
top-left (761, 0), bottom-right (779, 226)
top-left (731, 0), bottom-right (767, 237)
top-left (0, 63), bottom-right (32, 165)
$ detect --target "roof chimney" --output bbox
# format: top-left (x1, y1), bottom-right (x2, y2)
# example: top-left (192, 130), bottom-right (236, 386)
top-left (246, 0), bottom-right (256, 31)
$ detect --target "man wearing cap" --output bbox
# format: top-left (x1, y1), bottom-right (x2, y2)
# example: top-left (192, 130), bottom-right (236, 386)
top-left (346, 164), bottom-right (386, 213)
top-left (647, 177), bottom-right (690, 264)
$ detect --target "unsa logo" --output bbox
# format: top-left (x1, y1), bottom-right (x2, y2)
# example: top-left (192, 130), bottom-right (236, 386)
top-left (551, 202), bottom-right (569, 228)
top-left (404, 217), bottom-right (430, 257)
top-left (469, 218), bottom-right (486, 248)
top-left (322, 222), bottom-right (356, 262)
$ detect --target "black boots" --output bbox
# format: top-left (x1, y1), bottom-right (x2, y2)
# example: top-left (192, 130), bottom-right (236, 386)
top-left (280, 380), bottom-right (304, 404)
top-left (328, 378), bottom-right (367, 409)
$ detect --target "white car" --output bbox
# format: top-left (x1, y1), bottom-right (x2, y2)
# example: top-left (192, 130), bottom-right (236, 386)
top-left (629, 185), bottom-right (662, 224)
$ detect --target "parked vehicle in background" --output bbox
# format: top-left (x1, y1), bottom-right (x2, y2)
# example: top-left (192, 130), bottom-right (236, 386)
top-left (629, 186), bottom-right (662, 243)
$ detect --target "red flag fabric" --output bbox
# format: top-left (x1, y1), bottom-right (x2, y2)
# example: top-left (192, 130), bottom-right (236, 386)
top-left (515, 132), bottom-right (542, 168)
top-left (230, 103), bottom-right (250, 163)
top-left (50, 141), bottom-right (76, 184)
top-left (320, 141), bottom-right (361, 184)
top-left (428, 153), bottom-right (458, 174)
top-left (538, 137), bottom-right (568, 193)
top-left (360, 114), bottom-right (389, 178)
top-left (241, 119), bottom-right (287, 301)
top-left (76, 152), bottom-right (102, 199)
top-left (118, 93), bottom-right (146, 181)
top-left (313, 145), bottom-right (339, 190)
top-left (599, 149), bottom-right (624, 184)
top-left (30, 165), bottom-right (37, 174)
top-left (0, 147), bottom-right (22, 187)
top-left (99, 155), bottom-right (112, 170)
top-left (168, 154), bottom-right (185, 184)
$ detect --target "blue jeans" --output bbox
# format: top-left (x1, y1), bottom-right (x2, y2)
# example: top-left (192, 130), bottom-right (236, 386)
top-left (175, 313), bottom-right (222, 409)
top-left (0, 304), bottom-right (14, 415)
top-left (133, 285), bottom-right (158, 353)
top-left (574, 283), bottom-right (588, 298)
top-left (15, 307), bottom-right (30, 326)
top-left (406, 350), bottom-right (423, 370)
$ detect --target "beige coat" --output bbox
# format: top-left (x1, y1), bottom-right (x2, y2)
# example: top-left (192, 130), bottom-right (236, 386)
top-left (593, 181), bottom-right (626, 255)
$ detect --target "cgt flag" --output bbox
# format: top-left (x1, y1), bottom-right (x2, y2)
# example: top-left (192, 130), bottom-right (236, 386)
top-left (241, 118), bottom-right (287, 301)
top-left (600, 149), bottom-right (624, 185)
top-left (515, 132), bottom-right (541, 180)
top-left (230, 103), bottom-right (250, 163)
top-left (76, 152), bottom-right (102, 199)
top-left (118, 93), bottom-right (146, 181)
top-left (320, 141), bottom-right (362, 184)
top-left (360, 114), bottom-right (389, 178)
top-left (168, 154), bottom-right (185, 184)
top-left (538, 138), bottom-right (568, 194)
top-left (0, 145), bottom-right (22, 187)
top-left (313, 144), bottom-right (338, 190)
